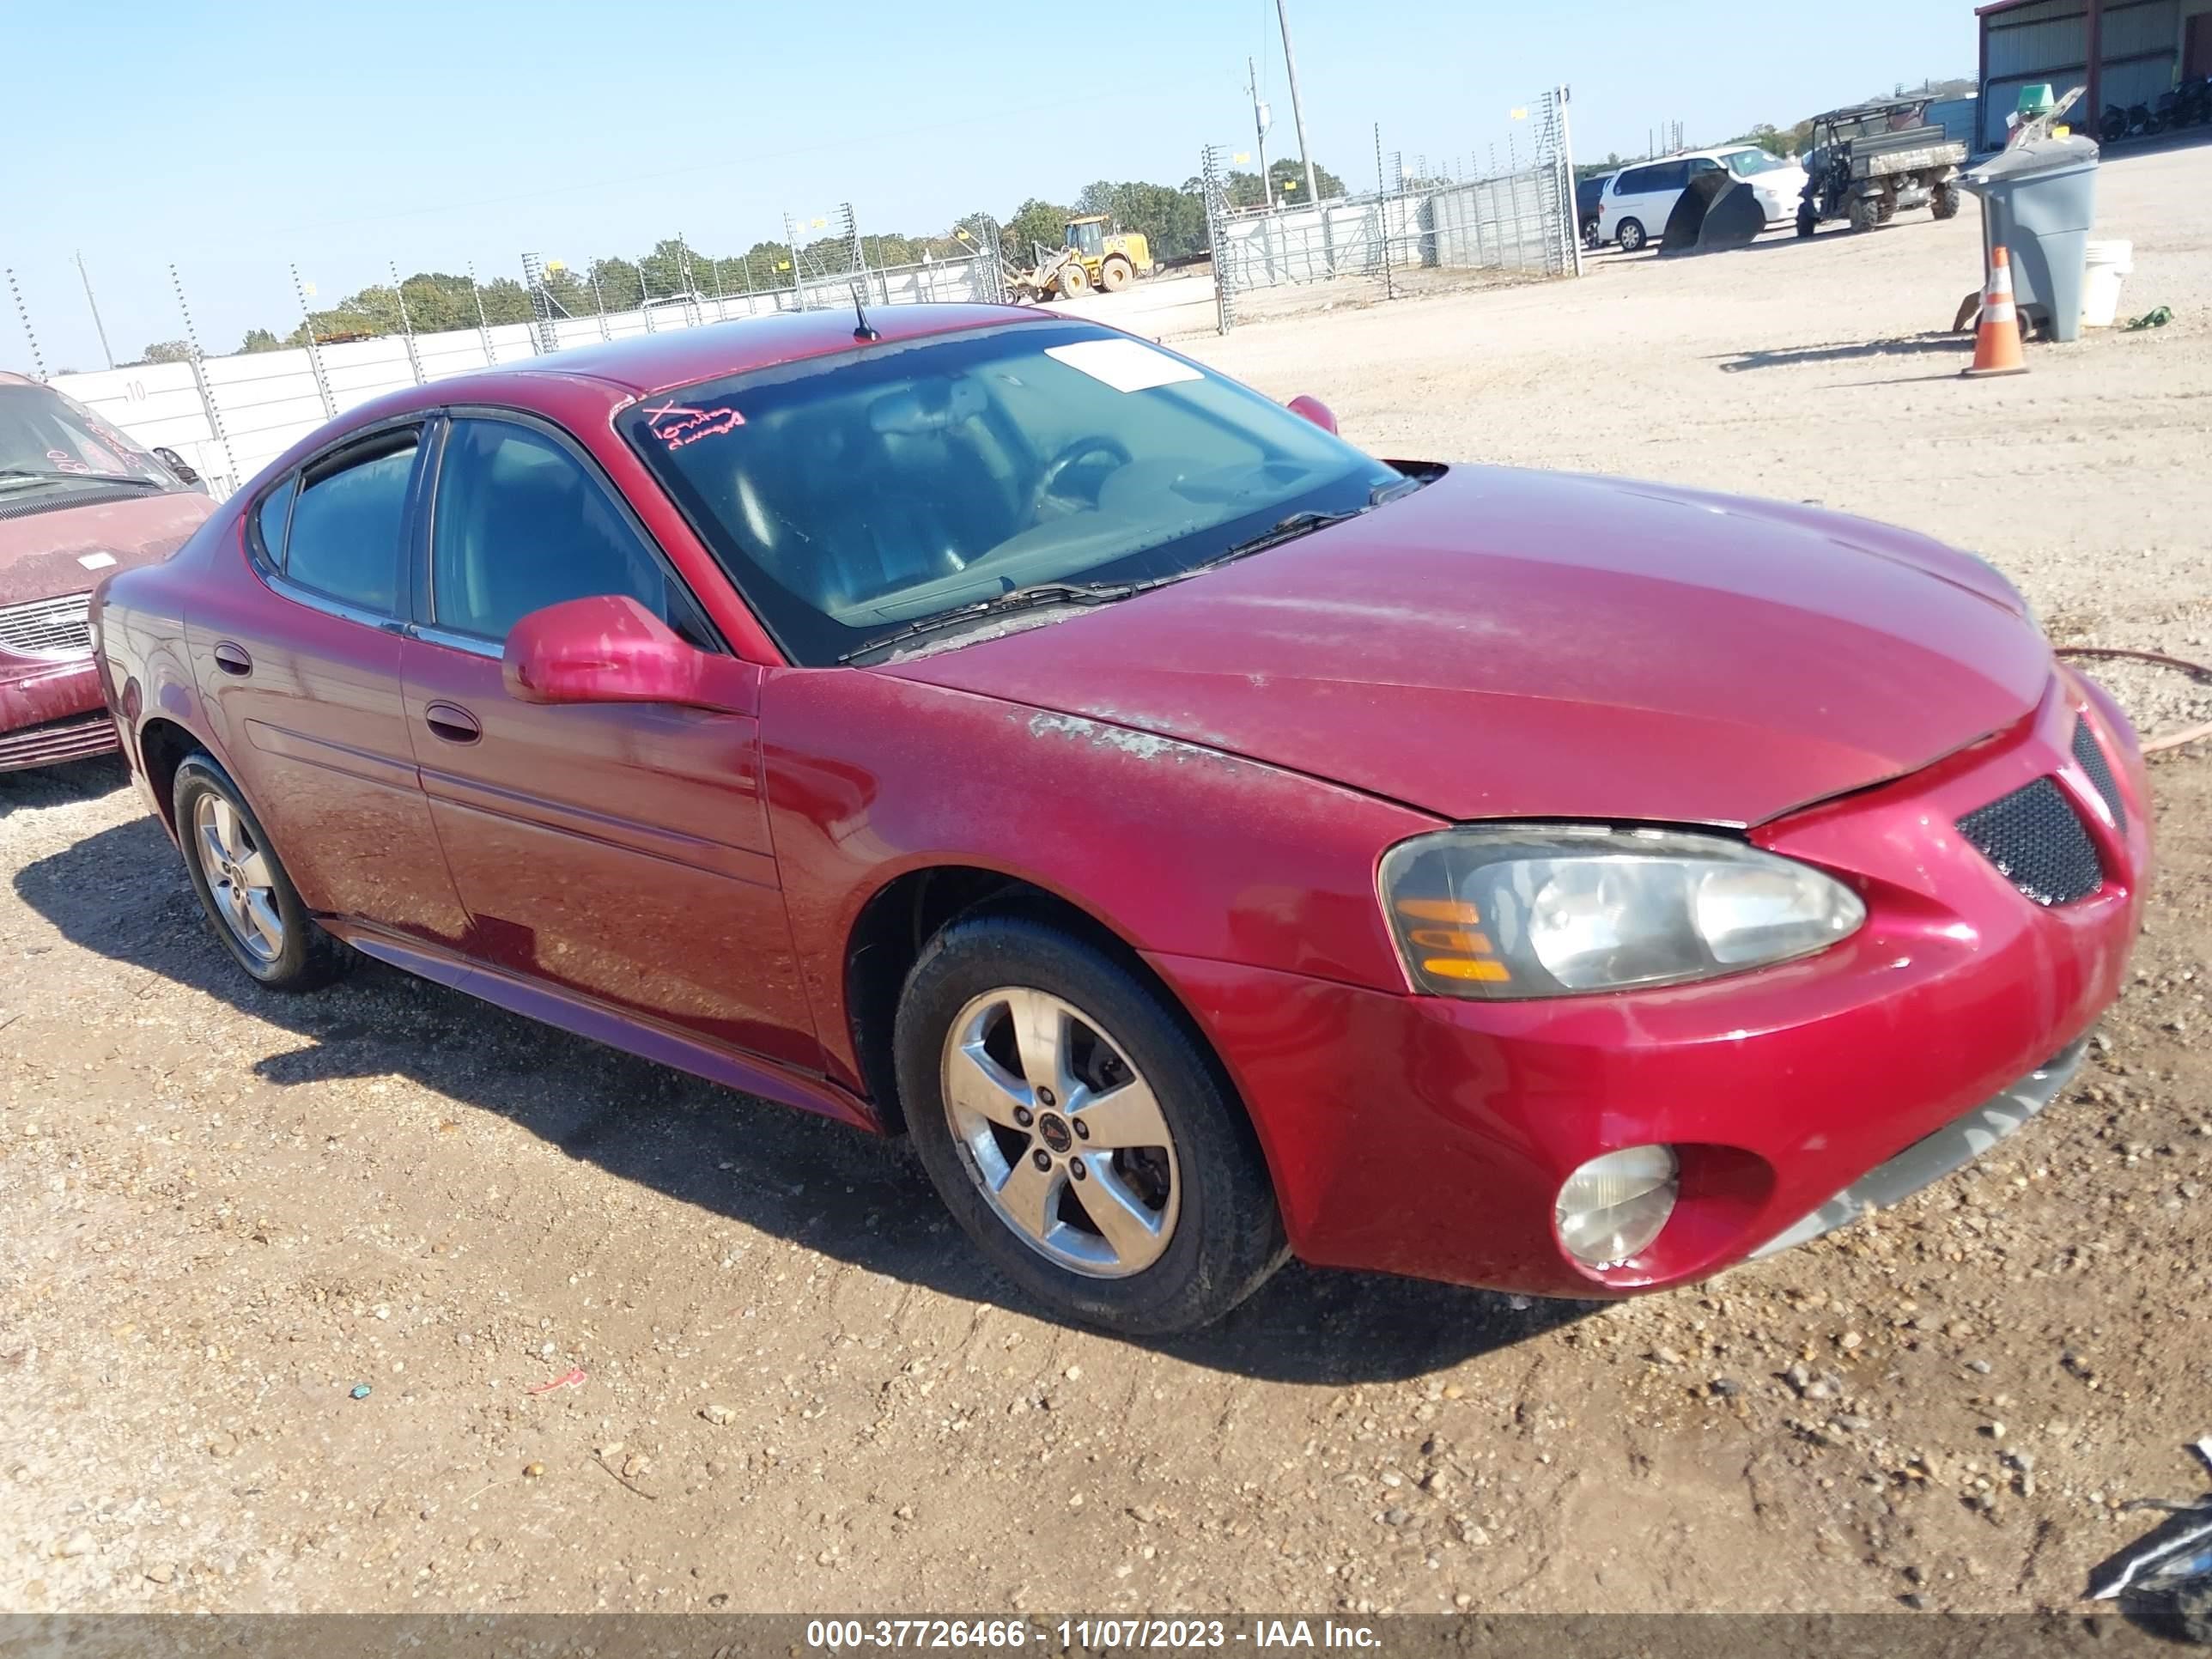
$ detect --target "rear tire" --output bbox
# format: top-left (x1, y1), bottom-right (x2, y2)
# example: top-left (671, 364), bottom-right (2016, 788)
top-left (1616, 218), bottom-right (1646, 253)
top-left (1100, 255), bottom-right (1134, 292)
top-left (173, 754), bottom-right (349, 992)
top-left (1930, 183), bottom-right (1961, 221)
top-left (895, 913), bottom-right (1285, 1336)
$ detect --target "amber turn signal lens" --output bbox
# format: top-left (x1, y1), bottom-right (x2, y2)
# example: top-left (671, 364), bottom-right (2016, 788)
top-left (1407, 927), bottom-right (1494, 953)
top-left (1420, 957), bottom-right (1511, 984)
top-left (1395, 897), bottom-right (1481, 925)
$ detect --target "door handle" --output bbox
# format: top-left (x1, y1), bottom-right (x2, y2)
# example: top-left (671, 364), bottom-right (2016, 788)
top-left (423, 702), bottom-right (482, 744)
top-left (211, 641), bottom-right (252, 677)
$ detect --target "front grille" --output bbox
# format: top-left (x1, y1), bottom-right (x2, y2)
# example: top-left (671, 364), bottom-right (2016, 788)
top-left (1958, 776), bottom-right (2105, 906)
top-left (2071, 717), bottom-right (2127, 832)
top-left (0, 592), bottom-right (94, 661)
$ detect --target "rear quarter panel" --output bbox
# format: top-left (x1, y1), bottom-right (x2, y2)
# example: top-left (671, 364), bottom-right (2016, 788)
top-left (94, 506), bottom-right (231, 828)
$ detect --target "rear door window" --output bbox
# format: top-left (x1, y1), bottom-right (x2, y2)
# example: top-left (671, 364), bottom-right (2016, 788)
top-left (279, 431), bottom-right (419, 615)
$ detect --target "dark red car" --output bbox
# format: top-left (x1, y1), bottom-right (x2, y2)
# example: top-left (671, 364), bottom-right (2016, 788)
top-left (93, 307), bottom-right (2149, 1334)
top-left (2, 371), bottom-right (214, 769)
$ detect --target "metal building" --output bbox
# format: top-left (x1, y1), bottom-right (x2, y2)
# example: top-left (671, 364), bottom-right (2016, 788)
top-left (1976, 0), bottom-right (2212, 147)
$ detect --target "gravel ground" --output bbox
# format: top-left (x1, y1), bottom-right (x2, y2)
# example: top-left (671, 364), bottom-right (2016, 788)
top-left (3, 140), bottom-right (2209, 1620)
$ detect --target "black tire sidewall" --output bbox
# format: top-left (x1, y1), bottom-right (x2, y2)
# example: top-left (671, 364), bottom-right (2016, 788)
top-left (1619, 220), bottom-right (1644, 252)
top-left (895, 914), bottom-right (1283, 1336)
top-left (172, 755), bottom-right (336, 990)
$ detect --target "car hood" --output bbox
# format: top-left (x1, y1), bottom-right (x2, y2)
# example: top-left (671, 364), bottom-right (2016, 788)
top-left (0, 487), bottom-right (213, 606)
top-left (883, 466), bottom-right (2052, 827)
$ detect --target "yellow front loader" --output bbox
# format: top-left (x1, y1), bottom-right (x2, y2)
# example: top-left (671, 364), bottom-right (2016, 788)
top-left (1004, 215), bottom-right (1156, 301)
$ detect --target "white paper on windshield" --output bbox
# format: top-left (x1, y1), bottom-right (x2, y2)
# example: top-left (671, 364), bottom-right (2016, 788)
top-left (1044, 338), bottom-right (1203, 393)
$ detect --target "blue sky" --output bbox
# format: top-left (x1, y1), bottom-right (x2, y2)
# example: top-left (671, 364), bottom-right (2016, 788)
top-left (9, 0), bottom-right (1975, 370)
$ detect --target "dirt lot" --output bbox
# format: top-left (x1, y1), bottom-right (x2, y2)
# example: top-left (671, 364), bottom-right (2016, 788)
top-left (4, 141), bottom-right (2210, 1620)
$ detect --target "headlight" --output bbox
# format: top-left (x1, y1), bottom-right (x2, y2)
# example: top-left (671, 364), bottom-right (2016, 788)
top-left (1379, 827), bottom-right (1865, 999)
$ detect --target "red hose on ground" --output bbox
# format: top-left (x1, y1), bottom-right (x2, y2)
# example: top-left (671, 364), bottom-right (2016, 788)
top-left (2054, 646), bottom-right (2212, 755)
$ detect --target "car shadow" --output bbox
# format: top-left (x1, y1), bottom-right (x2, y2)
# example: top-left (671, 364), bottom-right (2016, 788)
top-left (1715, 330), bottom-right (1975, 373)
top-left (12, 811), bottom-right (1593, 1382)
top-left (0, 752), bottom-right (131, 819)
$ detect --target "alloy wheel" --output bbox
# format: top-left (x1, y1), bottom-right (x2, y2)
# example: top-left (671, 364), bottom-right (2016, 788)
top-left (192, 793), bottom-right (284, 964)
top-left (939, 987), bottom-right (1182, 1278)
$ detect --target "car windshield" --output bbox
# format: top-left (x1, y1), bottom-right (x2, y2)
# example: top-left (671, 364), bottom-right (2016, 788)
top-left (624, 319), bottom-right (1405, 664)
top-left (0, 382), bottom-right (173, 489)
top-left (1724, 148), bottom-right (1790, 178)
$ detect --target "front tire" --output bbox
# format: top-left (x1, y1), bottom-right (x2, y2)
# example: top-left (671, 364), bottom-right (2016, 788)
top-left (1616, 218), bottom-right (1646, 253)
top-left (1848, 194), bottom-right (1883, 233)
top-left (1057, 262), bottom-right (1091, 298)
top-left (895, 914), bottom-right (1285, 1336)
top-left (173, 754), bottom-right (349, 992)
top-left (1796, 204), bottom-right (1818, 239)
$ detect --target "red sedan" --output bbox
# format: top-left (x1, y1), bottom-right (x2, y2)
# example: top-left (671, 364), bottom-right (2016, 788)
top-left (2, 371), bottom-right (214, 769)
top-left (93, 306), bottom-right (2149, 1334)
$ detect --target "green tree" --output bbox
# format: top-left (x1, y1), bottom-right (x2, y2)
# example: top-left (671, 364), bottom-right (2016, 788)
top-left (587, 257), bottom-right (644, 311)
top-left (533, 266), bottom-right (591, 318)
top-left (1072, 179), bottom-right (1208, 262)
top-left (141, 341), bottom-right (194, 363)
top-left (1006, 198), bottom-right (1073, 263)
top-left (1730, 121), bottom-right (1813, 158)
top-left (239, 328), bottom-right (283, 354)
top-left (1225, 158), bottom-right (1347, 209)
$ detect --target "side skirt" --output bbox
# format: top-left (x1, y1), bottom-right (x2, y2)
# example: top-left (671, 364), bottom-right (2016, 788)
top-left (322, 921), bottom-right (884, 1134)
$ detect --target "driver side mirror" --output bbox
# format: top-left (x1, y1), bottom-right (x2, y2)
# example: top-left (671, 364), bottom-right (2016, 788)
top-left (1287, 394), bottom-right (1339, 435)
top-left (503, 594), bottom-right (751, 714)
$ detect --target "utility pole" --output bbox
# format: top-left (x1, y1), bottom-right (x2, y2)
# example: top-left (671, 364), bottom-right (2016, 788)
top-left (1248, 56), bottom-right (1271, 201)
top-left (75, 251), bottom-right (114, 370)
top-left (1273, 0), bottom-right (1320, 211)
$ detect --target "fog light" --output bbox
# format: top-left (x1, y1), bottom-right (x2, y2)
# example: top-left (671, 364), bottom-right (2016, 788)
top-left (1556, 1146), bottom-right (1680, 1267)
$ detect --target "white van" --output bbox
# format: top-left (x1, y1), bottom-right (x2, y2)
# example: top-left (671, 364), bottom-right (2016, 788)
top-left (1596, 147), bottom-right (1809, 252)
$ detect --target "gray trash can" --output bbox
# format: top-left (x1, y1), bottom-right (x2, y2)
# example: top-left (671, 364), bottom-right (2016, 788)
top-left (1959, 135), bottom-right (2100, 343)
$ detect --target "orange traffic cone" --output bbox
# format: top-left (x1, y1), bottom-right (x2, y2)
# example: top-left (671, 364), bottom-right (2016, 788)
top-left (1963, 246), bottom-right (2029, 379)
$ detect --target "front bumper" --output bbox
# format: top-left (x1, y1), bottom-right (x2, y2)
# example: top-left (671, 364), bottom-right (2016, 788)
top-left (0, 656), bottom-right (114, 772)
top-left (1750, 1036), bottom-right (2088, 1258)
top-left (1150, 672), bottom-right (2148, 1297)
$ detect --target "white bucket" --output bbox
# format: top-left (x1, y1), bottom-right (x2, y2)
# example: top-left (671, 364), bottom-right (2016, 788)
top-left (2080, 239), bottom-right (2134, 329)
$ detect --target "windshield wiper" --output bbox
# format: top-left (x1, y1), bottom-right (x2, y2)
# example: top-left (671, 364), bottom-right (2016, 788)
top-left (839, 580), bottom-right (1136, 663)
top-left (0, 467), bottom-right (165, 489)
top-left (1189, 507), bottom-right (1364, 573)
top-left (1177, 480), bottom-right (1413, 579)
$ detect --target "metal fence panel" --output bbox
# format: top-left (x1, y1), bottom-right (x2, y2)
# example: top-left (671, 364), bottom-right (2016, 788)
top-left (1204, 88), bottom-right (1578, 332)
top-left (37, 245), bottom-right (1000, 499)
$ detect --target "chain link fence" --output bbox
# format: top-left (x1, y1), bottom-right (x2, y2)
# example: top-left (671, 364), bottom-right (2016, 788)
top-left (5, 209), bottom-right (1004, 501)
top-left (1202, 88), bottom-right (1582, 333)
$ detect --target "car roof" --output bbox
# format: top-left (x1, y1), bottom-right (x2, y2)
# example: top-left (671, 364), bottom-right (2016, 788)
top-left (1621, 145), bottom-right (1763, 167)
top-left (482, 302), bottom-right (1051, 398)
top-left (228, 302), bottom-right (1073, 502)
